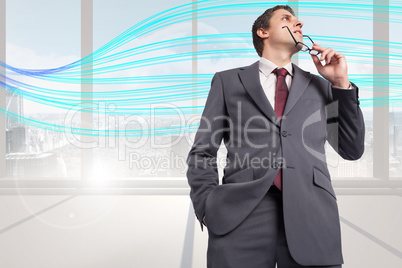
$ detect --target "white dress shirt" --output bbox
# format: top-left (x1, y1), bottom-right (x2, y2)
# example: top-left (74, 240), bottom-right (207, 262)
top-left (258, 57), bottom-right (353, 109)
top-left (259, 57), bottom-right (293, 110)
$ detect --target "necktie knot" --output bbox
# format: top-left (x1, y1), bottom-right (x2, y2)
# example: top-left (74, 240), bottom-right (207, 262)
top-left (272, 67), bottom-right (288, 77)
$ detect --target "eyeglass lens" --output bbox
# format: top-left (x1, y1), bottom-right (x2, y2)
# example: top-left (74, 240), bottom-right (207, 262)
top-left (300, 44), bottom-right (320, 55)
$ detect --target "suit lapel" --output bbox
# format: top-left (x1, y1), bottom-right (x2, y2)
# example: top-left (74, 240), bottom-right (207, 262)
top-left (239, 61), bottom-right (279, 127)
top-left (238, 61), bottom-right (312, 126)
top-left (283, 63), bottom-right (312, 117)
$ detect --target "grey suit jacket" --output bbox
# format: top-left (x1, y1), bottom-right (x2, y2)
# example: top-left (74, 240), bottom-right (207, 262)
top-left (186, 60), bottom-right (365, 266)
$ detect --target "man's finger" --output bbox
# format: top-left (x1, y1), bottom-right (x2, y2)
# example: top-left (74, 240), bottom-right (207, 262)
top-left (312, 43), bottom-right (325, 52)
top-left (312, 43), bottom-right (323, 48)
top-left (320, 48), bottom-right (332, 61)
top-left (326, 50), bottom-right (336, 64)
top-left (311, 54), bottom-right (323, 68)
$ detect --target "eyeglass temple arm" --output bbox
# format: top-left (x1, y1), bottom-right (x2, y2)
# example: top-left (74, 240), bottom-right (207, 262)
top-left (302, 35), bottom-right (321, 55)
top-left (302, 35), bottom-right (315, 45)
top-left (282, 26), bottom-right (299, 47)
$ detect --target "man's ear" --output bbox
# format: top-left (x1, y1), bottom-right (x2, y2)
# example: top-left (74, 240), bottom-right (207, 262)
top-left (257, 28), bottom-right (269, 39)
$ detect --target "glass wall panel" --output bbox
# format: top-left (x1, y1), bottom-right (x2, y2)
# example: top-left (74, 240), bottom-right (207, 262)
top-left (5, 0), bottom-right (81, 178)
top-left (93, 0), bottom-right (192, 178)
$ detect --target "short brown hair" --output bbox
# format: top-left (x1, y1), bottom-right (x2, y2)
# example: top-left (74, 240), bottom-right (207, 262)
top-left (252, 5), bottom-right (295, 57)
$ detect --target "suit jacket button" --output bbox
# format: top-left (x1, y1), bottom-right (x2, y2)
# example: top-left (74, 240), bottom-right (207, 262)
top-left (281, 131), bottom-right (288, 137)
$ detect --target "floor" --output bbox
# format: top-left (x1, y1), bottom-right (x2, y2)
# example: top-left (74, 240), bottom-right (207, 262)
top-left (0, 194), bottom-right (401, 267)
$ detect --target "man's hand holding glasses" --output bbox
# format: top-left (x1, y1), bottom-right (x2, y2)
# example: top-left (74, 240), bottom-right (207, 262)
top-left (282, 25), bottom-right (350, 89)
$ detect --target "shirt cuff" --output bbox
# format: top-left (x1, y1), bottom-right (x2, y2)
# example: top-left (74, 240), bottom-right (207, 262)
top-left (332, 81), bottom-right (353, 90)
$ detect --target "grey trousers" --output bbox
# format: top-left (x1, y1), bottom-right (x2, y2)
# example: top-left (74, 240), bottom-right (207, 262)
top-left (206, 186), bottom-right (342, 268)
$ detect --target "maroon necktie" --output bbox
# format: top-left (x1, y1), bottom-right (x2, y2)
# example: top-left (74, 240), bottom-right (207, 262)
top-left (271, 67), bottom-right (289, 191)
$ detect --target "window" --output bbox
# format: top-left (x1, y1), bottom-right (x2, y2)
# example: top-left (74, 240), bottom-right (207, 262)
top-left (0, 0), bottom-right (400, 185)
top-left (4, 0), bottom-right (81, 179)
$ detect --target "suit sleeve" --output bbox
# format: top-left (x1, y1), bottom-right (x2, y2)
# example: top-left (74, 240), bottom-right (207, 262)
top-left (326, 81), bottom-right (365, 160)
top-left (186, 72), bottom-right (229, 231)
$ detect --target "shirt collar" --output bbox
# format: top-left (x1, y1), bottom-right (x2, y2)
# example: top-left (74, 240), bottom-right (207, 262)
top-left (259, 57), bottom-right (293, 77)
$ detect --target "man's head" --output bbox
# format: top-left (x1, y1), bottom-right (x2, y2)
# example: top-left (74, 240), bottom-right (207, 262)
top-left (252, 5), bottom-right (303, 57)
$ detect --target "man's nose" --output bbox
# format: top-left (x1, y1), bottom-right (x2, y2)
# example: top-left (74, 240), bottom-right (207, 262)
top-left (295, 20), bottom-right (303, 28)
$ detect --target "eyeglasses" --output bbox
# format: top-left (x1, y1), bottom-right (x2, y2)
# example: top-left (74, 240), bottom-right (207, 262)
top-left (281, 25), bottom-right (321, 56)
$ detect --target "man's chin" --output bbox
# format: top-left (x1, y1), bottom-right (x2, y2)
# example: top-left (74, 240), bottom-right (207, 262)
top-left (291, 50), bottom-right (300, 56)
top-left (291, 46), bottom-right (302, 53)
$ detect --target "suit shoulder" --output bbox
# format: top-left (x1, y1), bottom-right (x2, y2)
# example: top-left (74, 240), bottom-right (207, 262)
top-left (304, 71), bottom-right (332, 100)
top-left (297, 64), bottom-right (328, 84)
top-left (311, 73), bottom-right (328, 83)
top-left (304, 71), bottom-right (330, 87)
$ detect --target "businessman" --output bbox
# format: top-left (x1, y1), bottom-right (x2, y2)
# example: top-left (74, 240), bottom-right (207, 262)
top-left (186, 5), bottom-right (365, 268)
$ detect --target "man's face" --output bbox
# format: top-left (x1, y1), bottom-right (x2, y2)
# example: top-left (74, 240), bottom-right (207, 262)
top-left (265, 9), bottom-right (304, 50)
